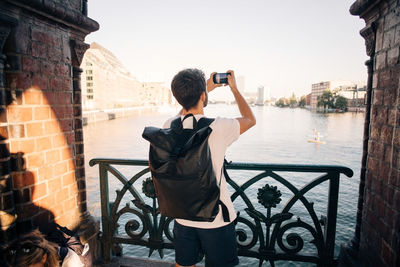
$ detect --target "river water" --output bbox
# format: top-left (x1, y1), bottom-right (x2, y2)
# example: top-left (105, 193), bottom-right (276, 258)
top-left (84, 105), bottom-right (364, 266)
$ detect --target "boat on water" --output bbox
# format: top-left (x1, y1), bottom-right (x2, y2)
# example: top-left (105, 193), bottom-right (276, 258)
top-left (308, 139), bottom-right (326, 144)
top-left (308, 128), bottom-right (326, 144)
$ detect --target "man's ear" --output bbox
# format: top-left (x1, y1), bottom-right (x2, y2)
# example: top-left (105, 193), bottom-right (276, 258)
top-left (200, 92), bottom-right (206, 102)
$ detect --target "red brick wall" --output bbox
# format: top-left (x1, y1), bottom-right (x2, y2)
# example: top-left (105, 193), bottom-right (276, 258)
top-left (0, 1), bottom-right (98, 237)
top-left (352, 0), bottom-right (400, 266)
top-left (7, 19), bottom-right (79, 231)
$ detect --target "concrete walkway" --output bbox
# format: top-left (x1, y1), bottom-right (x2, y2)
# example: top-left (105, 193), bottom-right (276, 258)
top-left (98, 256), bottom-right (176, 267)
top-left (98, 256), bottom-right (208, 267)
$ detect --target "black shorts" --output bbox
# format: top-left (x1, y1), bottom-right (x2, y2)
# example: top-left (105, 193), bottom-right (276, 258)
top-left (173, 221), bottom-right (239, 267)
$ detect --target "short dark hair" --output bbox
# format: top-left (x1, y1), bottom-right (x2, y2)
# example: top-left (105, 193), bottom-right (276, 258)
top-left (171, 68), bottom-right (206, 110)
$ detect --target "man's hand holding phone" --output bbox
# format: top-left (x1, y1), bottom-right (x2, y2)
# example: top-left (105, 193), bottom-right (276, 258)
top-left (208, 71), bottom-right (238, 92)
top-left (206, 72), bottom-right (223, 93)
top-left (226, 70), bottom-right (238, 91)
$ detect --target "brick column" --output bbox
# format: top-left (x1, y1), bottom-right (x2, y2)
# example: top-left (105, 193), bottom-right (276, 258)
top-left (355, 23), bottom-right (377, 249)
top-left (0, 13), bottom-right (18, 243)
top-left (350, 0), bottom-right (400, 266)
top-left (0, 0), bottom-right (99, 262)
top-left (1, 0), bottom-right (99, 234)
top-left (70, 40), bottom-right (89, 215)
top-left (339, 22), bottom-right (377, 266)
top-left (73, 65), bottom-right (86, 213)
top-left (70, 38), bottom-right (101, 263)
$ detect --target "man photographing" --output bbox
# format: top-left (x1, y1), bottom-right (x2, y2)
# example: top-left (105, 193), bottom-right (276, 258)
top-left (144, 68), bottom-right (256, 267)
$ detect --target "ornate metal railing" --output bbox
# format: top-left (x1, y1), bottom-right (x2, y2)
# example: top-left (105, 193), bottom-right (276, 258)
top-left (89, 158), bottom-right (353, 266)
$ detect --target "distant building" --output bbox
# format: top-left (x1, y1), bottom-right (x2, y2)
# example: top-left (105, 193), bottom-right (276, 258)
top-left (311, 81), bottom-right (330, 108)
top-left (81, 42), bottom-right (142, 110)
top-left (306, 93), bottom-right (312, 106)
top-left (140, 82), bottom-right (172, 106)
top-left (80, 42), bottom-right (170, 110)
top-left (336, 83), bottom-right (367, 110)
top-left (336, 83), bottom-right (366, 99)
top-left (256, 86), bottom-right (264, 105)
top-left (311, 81), bottom-right (355, 108)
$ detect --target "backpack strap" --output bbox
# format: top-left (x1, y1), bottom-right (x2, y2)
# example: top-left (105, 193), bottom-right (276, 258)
top-left (218, 160), bottom-right (231, 222)
top-left (171, 113), bottom-right (199, 132)
top-left (219, 200), bottom-right (230, 222)
top-left (171, 115), bottom-right (214, 132)
top-left (171, 117), bottom-right (183, 133)
top-left (197, 117), bottom-right (214, 129)
top-left (182, 113), bottom-right (197, 128)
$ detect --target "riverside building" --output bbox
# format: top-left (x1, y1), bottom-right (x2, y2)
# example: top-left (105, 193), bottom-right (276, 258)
top-left (310, 81), bottom-right (362, 109)
top-left (80, 42), bottom-right (170, 110)
top-left (311, 81), bottom-right (330, 108)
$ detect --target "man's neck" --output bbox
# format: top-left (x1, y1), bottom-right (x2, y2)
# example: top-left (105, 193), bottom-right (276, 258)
top-left (182, 106), bottom-right (204, 115)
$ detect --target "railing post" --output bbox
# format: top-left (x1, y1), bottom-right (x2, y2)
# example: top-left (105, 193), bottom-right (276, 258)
top-left (99, 163), bottom-right (111, 262)
top-left (324, 172), bottom-right (340, 265)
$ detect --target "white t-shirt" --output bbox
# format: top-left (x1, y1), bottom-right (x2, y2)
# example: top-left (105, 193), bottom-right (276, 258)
top-left (163, 114), bottom-right (240, 229)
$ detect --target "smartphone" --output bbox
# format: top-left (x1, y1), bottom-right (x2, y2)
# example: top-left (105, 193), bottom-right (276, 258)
top-left (213, 73), bottom-right (230, 84)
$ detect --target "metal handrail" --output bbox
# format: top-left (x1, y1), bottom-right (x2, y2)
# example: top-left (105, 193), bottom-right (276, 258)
top-left (89, 158), bottom-right (353, 266)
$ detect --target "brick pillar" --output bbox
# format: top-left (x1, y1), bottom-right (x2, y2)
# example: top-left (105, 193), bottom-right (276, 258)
top-left (73, 66), bottom-right (86, 213)
top-left (350, 0), bottom-right (400, 266)
top-left (355, 23), bottom-right (377, 249)
top-left (0, 13), bottom-right (18, 244)
top-left (0, 0), bottom-right (100, 263)
top-left (70, 39), bottom-right (101, 263)
top-left (70, 40), bottom-right (89, 217)
top-left (0, 0), bottom-right (98, 235)
top-left (339, 23), bottom-right (377, 266)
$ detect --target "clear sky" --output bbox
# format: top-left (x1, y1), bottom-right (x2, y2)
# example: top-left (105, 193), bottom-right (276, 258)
top-left (85, 0), bottom-right (368, 99)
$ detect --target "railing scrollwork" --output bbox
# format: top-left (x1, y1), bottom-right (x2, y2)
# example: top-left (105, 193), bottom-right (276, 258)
top-left (89, 158), bottom-right (353, 266)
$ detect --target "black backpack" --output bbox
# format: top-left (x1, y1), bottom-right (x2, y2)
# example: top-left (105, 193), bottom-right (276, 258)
top-left (142, 114), bottom-right (229, 222)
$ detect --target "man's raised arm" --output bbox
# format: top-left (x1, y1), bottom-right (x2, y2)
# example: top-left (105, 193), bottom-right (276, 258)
top-left (226, 70), bottom-right (256, 134)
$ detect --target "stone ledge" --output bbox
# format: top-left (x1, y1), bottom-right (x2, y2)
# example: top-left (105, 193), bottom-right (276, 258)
top-left (350, 0), bottom-right (382, 16)
top-left (5, 0), bottom-right (99, 33)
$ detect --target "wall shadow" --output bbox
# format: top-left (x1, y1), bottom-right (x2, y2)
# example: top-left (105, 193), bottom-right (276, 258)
top-left (0, 68), bottom-right (70, 255)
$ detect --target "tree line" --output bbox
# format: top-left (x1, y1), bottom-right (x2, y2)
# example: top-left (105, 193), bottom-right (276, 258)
top-left (275, 90), bottom-right (348, 111)
top-left (316, 90), bottom-right (347, 111)
top-left (275, 93), bottom-right (306, 108)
